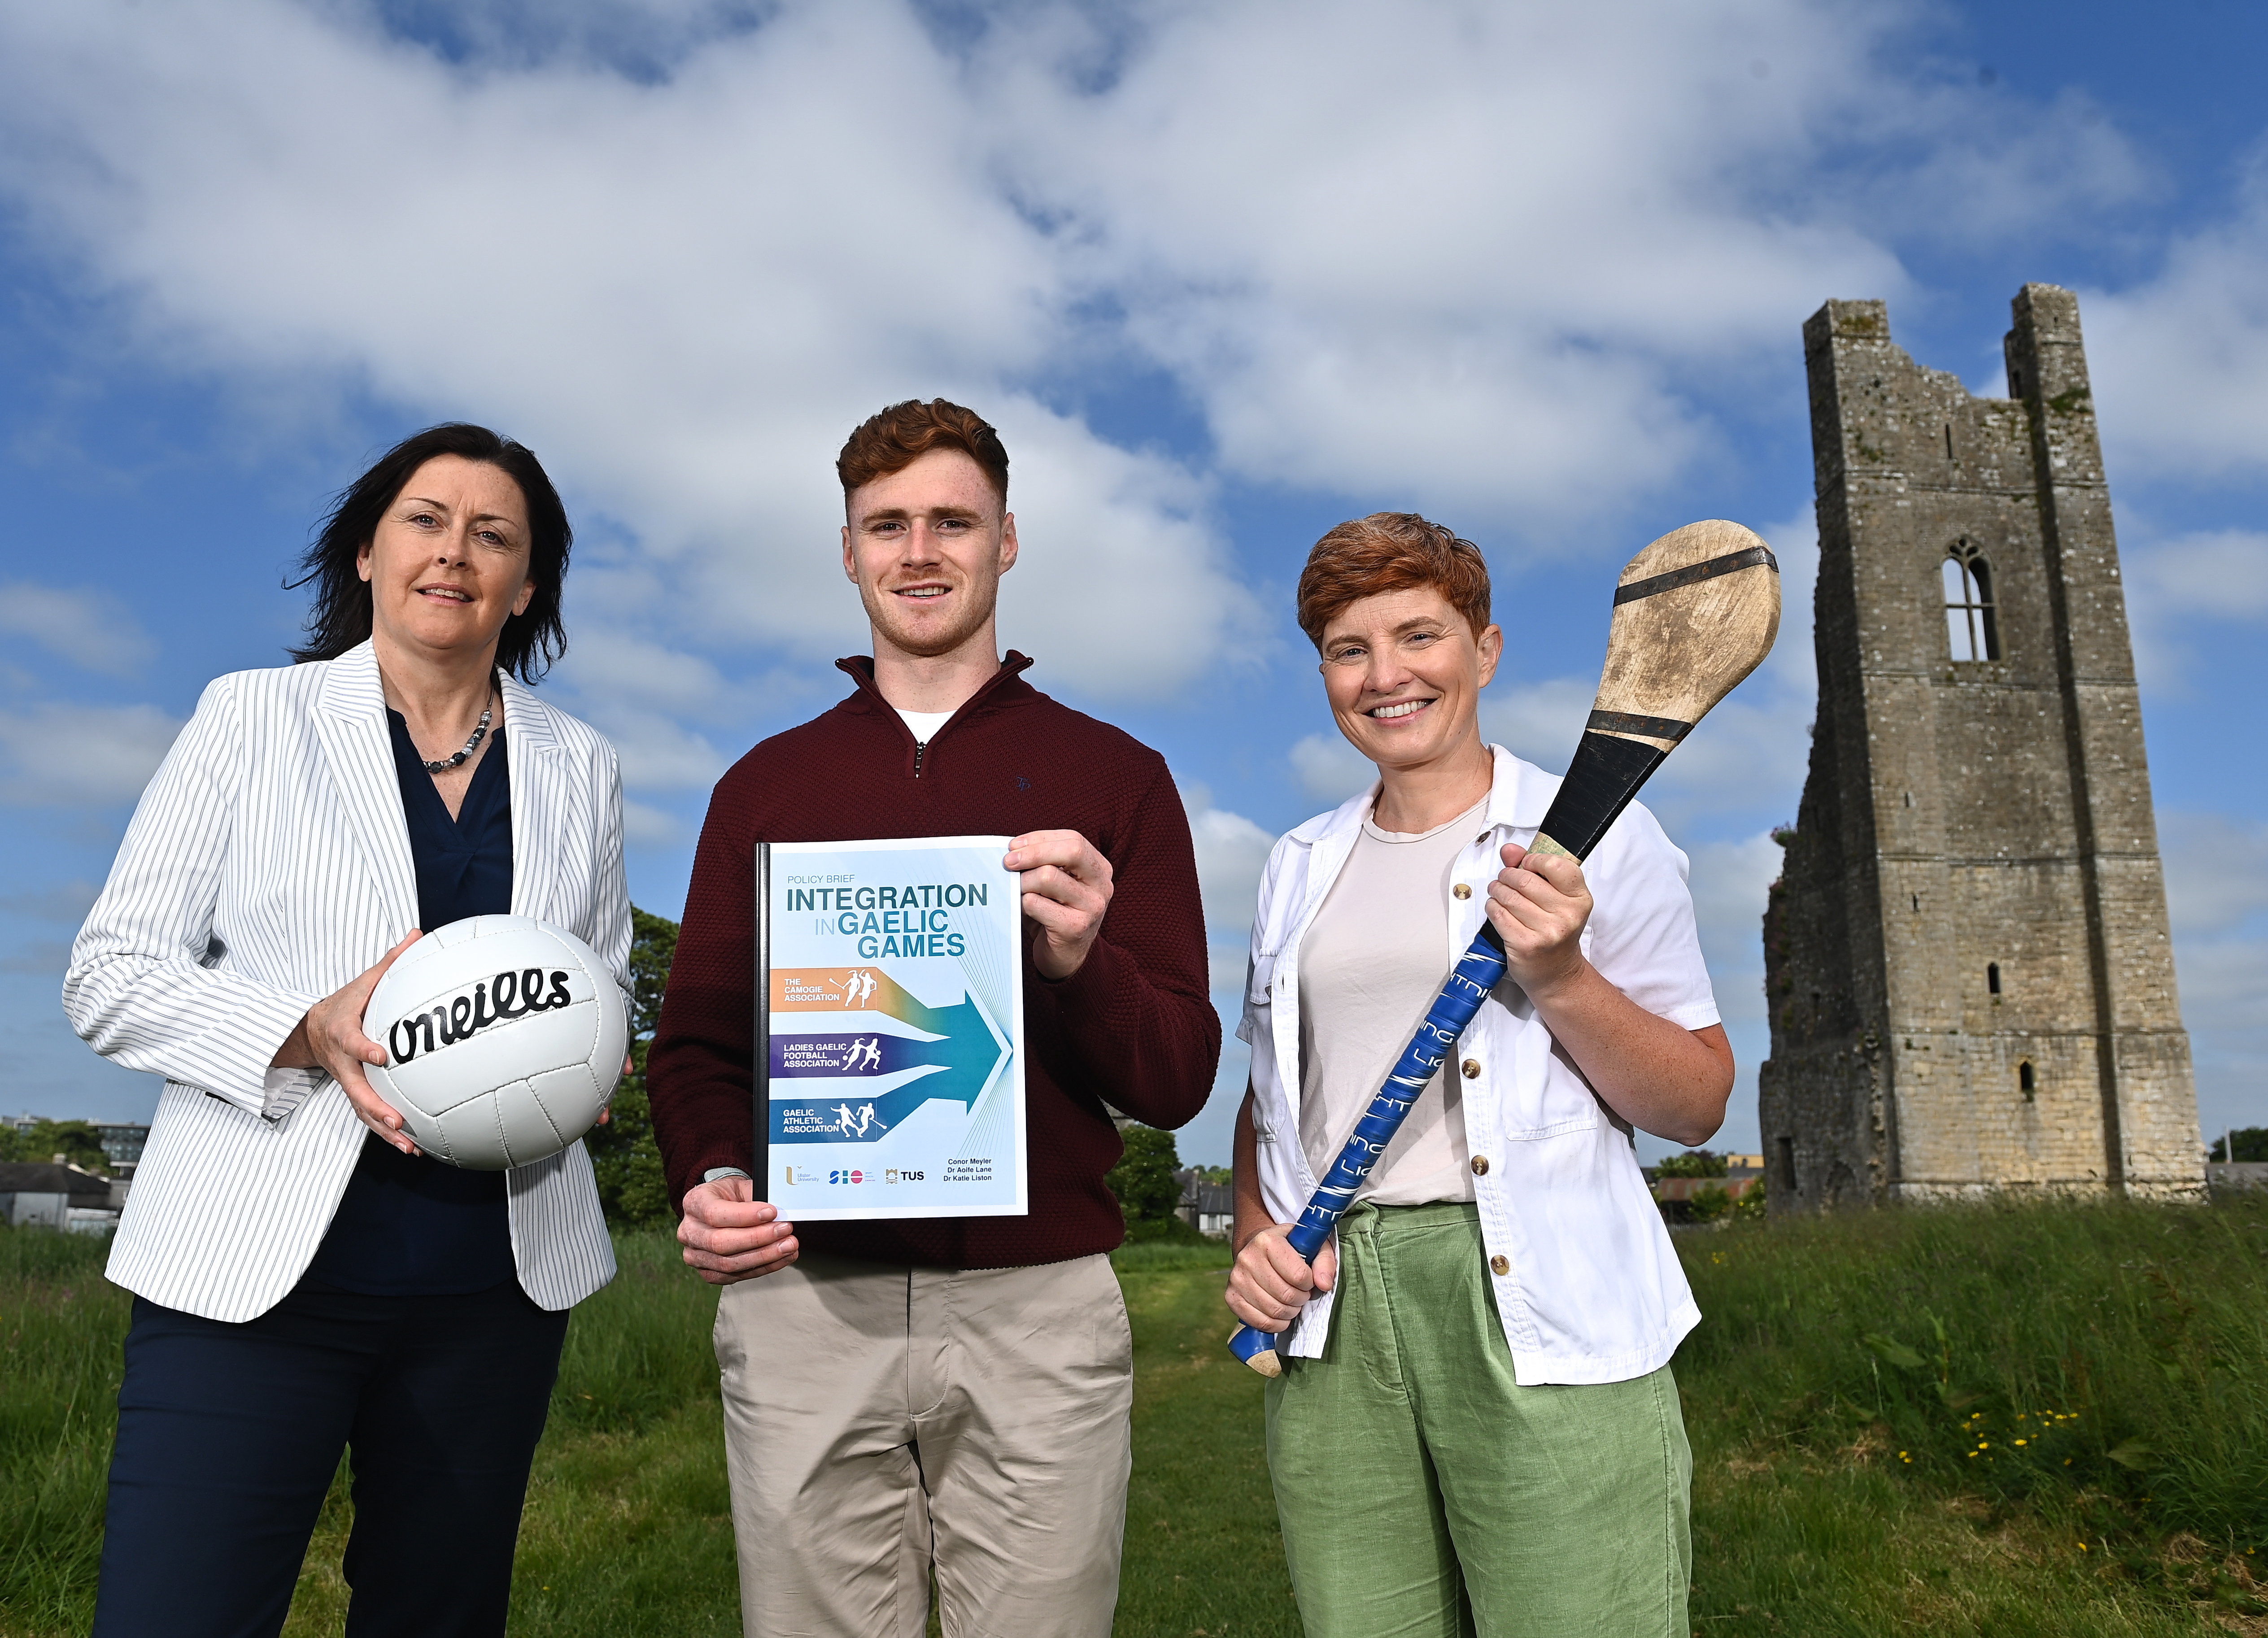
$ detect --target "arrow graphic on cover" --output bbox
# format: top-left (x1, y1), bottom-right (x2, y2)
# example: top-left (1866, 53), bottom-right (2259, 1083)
top-left (767, 976), bottom-right (1009, 1144)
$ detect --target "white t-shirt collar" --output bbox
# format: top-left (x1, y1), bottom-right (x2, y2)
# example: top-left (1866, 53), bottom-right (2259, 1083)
top-left (895, 707), bottom-right (954, 744)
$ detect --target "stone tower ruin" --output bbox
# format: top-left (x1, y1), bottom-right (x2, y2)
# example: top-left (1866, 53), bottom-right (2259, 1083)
top-left (1759, 284), bottom-right (2203, 1207)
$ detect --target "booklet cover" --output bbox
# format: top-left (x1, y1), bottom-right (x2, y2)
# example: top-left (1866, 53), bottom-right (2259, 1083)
top-left (756, 836), bottom-right (1026, 1220)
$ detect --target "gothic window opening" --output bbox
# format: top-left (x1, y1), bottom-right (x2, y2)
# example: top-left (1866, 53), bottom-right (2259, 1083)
top-left (2018, 1060), bottom-right (2037, 1099)
top-left (1987, 963), bottom-right (2002, 996)
top-left (1943, 544), bottom-right (2000, 662)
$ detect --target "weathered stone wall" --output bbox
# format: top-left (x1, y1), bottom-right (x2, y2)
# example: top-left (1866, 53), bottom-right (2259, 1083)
top-left (1761, 286), bottom-right (2203, 1210)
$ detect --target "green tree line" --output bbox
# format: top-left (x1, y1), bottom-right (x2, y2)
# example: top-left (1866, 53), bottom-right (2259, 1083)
top-left (0, 1121), bottom-right (112, 1174)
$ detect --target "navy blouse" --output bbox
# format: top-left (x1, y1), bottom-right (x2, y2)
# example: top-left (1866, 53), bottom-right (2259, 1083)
top-left (304, 709), bottom-right (517, 1296)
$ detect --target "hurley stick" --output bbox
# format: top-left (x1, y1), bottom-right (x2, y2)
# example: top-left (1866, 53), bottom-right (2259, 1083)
top-left (1228, 520), bottom-right (1781, 1375)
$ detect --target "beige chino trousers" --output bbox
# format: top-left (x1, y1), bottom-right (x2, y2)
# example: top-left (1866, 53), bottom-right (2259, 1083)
top-left (713, 1252), bottom-right (1134, 1638)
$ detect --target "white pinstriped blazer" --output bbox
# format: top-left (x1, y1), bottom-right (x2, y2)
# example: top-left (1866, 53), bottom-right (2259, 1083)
top-left (64, 640), bottom-right (630, 1322)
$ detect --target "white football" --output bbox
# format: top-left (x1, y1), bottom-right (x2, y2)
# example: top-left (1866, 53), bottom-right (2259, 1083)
top-left (362, 915), bottom-right (628, 1171)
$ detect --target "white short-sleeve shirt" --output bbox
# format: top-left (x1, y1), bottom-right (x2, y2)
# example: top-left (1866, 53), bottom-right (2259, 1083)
top-left (1239, 745), bottom-right (1718, 1385)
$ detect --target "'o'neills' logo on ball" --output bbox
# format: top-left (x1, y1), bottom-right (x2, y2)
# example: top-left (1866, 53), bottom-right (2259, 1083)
top-left (387, 968), bottom-right (571, 1062)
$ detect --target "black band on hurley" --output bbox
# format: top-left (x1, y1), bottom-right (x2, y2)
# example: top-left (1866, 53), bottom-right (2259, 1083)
top-left (1533, 732), bottom-right (1670, 862)
top-left (1612, 544), bottom-right (1778, 606)
top-left (1585, 709), bottom-right (1693, 742)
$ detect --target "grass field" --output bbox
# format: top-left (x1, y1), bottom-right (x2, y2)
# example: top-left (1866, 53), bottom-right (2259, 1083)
top-left (3, 1198), bottom-right (2263, 1635)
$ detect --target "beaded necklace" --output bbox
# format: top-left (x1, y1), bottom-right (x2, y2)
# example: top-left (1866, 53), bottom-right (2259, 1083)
top-left (417, 688), bottom-right (496, 774)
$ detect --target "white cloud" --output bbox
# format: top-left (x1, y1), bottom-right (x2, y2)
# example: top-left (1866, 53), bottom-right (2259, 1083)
top-left (1178, 780), bottom-right (1275, 937)
top-left (0, 583), bottom-right (152, 678)
top-left (2170, 931), bottom-right (2268, 1145)
top-left (1177, 782), bottom-right (1278, 999)
top-left (1204, 941), bottom-right (1250, 999)
top-left (2159, 809), bottom-right (2268, 1135)
top-left (989, 408), bottom-right (1265, 692)
top-left (602, 710), bottom-right (733, 793)
top-left (1479, 675), bottom-right (1596, 773)
top-left (2159, 811), bottom-right (2268, 941)
top-left (0, 0), bottom-right (2167, 759)
top-left (0, 0), bottom-right (1234, 706)
top-left (620, 798), bottom-right (681, 848)
top-left (2122, 527), bottom-right (2268, 692)
top-left (1289, 732), bottom-right (1373, 804)
top-left (2086, 148), bottom-right (2268, 484)
top-left (990, 0), bottom-right (2143, 527)
top-left (1685, 831), bottom-right (1787, 1030)
top-left (556, 627), bottom-right (741, 720)
top-left (0, 702), bottom-right (182, 807)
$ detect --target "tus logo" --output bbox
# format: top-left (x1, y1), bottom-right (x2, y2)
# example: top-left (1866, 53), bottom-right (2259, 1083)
top-left (386, 968), bottom-right (571, 1063)
top-left (828, 1169), bottom-right (868, 1185)
top-left (884, 1169), bottom-right (926, 1184)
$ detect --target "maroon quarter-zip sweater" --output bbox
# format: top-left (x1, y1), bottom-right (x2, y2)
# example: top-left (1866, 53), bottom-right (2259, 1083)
top-left (647, 653), bottom-right (1221, 1268)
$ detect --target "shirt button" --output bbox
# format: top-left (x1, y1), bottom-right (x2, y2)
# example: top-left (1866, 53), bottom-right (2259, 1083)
top-left (1470, 1155), bottom-right (1490, 1176)
top-left (1461, 1058), bottom-right (1481, 1079)
top-left (1452, 882), bottom-right (1472, 900)
top-left (1489, 1254), bottom-right (1510, 1276)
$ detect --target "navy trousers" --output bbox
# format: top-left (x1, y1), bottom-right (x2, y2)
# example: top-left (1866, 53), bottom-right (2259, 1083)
top-left (93, 1279), bottom-right (569, 1638)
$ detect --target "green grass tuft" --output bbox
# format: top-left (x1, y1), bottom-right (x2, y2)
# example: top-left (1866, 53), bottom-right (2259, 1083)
top-left (0, 1225), bottom-right (123, 1637)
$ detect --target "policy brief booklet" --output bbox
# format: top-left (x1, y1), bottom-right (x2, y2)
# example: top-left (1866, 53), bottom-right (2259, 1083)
top-left (755, 836), bottom-right (1027, 1220)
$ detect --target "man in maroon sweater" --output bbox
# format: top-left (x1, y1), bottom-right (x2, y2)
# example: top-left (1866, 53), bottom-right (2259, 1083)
top-left (648, 398), bottom-right (1219, 1638)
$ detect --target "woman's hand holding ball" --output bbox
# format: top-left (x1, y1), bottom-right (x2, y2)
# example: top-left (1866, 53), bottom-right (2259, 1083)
top-left (271, 931), bottom-right (424, 1154)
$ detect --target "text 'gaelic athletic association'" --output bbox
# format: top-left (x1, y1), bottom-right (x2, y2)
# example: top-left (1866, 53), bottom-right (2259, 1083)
top-left (755, 836), bottom-right (1027, 1220)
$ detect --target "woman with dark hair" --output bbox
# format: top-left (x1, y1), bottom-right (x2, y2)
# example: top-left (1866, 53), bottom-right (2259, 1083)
top-left (65, 424), bottom-right (631, 1637)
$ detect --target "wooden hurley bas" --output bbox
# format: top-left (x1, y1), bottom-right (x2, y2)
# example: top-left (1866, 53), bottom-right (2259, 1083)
top-left (1227, 520), bottom-right (1782, 1376)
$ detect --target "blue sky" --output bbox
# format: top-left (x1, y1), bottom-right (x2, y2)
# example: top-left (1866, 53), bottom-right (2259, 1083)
top-left (2, 0), bottom-right (2264, 1168)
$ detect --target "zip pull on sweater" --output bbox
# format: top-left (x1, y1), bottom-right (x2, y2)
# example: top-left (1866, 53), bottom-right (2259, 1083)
top-left (834, 651), bottom-right (1036, 782)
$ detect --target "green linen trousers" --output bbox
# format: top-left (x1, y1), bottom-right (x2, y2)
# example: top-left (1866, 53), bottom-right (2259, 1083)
top-left (1264, 1202), bottom-right (1692, 1638)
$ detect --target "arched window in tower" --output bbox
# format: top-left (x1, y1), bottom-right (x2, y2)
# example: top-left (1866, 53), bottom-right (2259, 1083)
top-left (2018, 1060), bottom-right (2037, 1099)
top-left (1943, 543), bottom-right (2000, 662)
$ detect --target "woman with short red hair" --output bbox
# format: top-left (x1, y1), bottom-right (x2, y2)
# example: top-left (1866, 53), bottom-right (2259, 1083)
top-left (1225, 513), bottom-right (1733, 1636)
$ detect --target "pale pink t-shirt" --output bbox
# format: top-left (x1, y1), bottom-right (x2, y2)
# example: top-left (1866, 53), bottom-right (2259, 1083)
top-left (1295, 797), bottom-right (1488, 1207)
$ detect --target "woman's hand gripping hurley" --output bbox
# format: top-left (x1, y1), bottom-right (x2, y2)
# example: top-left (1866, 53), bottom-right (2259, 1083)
top-left (1485, 841), bottom-right (1594, 1000)
top-left (1486, 841), bottom-right (1734, 1146)
top-left (1228, 1224), bottom-right (1339, 1335)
